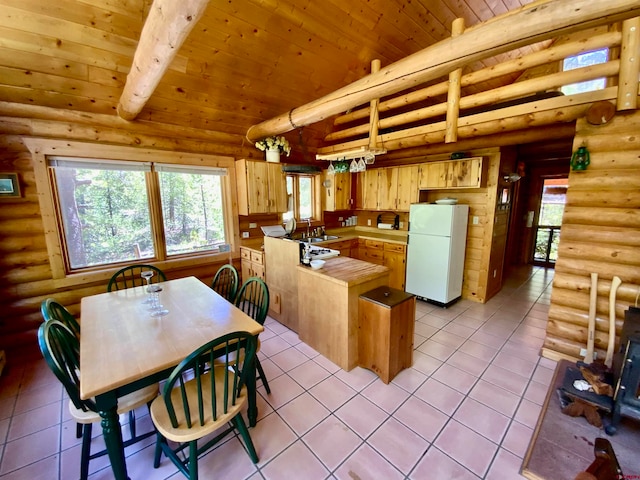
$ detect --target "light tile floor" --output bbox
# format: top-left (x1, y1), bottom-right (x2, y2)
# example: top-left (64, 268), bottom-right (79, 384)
top-left (0, 266), bottom-right (558, 479)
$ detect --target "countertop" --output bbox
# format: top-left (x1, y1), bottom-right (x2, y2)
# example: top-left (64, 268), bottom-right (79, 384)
top-left (324, 227), bottom-right (408, 245)
top-left (240, 226), bottom-right (408, 253)
top-left (297, 256), bottom-right (389, 287)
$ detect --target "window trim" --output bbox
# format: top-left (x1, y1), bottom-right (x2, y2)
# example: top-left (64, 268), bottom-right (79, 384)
top-left (25, 138), bottom-right (238, 285)
top-left (285, 173), bottom-right (321, 222)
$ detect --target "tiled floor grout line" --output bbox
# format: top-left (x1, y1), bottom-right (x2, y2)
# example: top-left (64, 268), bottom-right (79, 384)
top-left (0, 266), bottom-right (557, 480)
top-left (251, 267), bottom-right (555, 479)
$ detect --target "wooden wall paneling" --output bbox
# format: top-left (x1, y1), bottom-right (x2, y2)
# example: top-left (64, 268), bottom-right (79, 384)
top-left (0, 4), bottom-right (138, 56)
top-left (543, 111), bottom-right (640, 361)
top-left (0, 0), bottom-right (145, 39)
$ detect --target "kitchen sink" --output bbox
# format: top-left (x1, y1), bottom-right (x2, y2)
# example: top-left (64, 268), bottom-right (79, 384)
top-left (300, 235), bottom-right (340, 243)
top-left (300, 237), bottom-right (325, 243)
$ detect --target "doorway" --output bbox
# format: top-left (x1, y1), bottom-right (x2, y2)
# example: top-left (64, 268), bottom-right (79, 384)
top-left (532, 178), bottom-right (568, 267)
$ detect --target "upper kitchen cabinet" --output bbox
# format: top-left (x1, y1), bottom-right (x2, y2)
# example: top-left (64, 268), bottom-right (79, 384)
top-left (358, 166), bottom-right (419, 211)
top-left (323, 171), bottom-right (352, 211)
top-left (396, 165), bottom-right (420, 210)
top-left (418, 157), bottom-right (483, 190)
top-left (236, 159), bottom-right (287, 215)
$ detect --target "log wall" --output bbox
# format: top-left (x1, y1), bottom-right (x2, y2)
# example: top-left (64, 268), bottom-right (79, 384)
top-left (543, 111), bottom-right (640, 361)
top-left (0, 114), bottom-right (261, 362)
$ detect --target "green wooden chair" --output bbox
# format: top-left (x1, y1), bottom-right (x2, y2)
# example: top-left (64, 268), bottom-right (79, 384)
top-left (211, 264), bottom-right (239, 302)
top-left (107, 264), bottom-right (166, 292)
top-left (234, 277), bottom-right (271, 394)
top-left (150, 331), bottom-right (259, 480)
top-left (40, 298), bottom-right (81, 339)
top-left (38, 320), bottom-right (158, 480)
top-left (40, 298), bottom-right (85, 438)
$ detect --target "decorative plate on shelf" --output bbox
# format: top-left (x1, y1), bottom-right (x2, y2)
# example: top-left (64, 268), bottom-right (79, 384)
top-left (435, 198), bottom-right (458, 205)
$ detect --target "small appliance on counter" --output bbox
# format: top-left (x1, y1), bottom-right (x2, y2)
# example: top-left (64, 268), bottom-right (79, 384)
top-left (299, 243), bottom-right (340, 265)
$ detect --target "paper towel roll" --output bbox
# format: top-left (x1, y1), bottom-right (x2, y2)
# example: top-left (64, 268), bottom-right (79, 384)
top-left (377, 223), bottom-right (394, 230)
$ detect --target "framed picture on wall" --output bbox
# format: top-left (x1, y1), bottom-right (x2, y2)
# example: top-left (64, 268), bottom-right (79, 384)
top-left (0, 173), bottom-right (21, 198)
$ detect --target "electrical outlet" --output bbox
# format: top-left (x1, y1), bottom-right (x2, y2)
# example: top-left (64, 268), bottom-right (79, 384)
top-left (242, 232), bottom-right (249, 238)
top-left (338, 216), bottom-right (343, 221)
top-left (367, 219), bottom-right (372, 226)
top-left (473, 216), bottom-right (479, 225)
top-left (249, 222), bottom-right (257, 228)
top-left (399, 221), bottom-right (404, 228)
top-left (579, 348), bottom-right (587, 357)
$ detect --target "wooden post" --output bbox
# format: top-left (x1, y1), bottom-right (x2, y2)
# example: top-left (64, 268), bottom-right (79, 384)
top-left (246, 0), bottom-right (640, 142)
top-left (446, 18), bottom-right (465, 143)
top-left (117, 0), bottom-right (210, 121)
top-left (368, 59), bottom-right (381, 151)
top-left (617, 17), bottom-right (640, 110)
top-left (334, 31), bottom-right (621, 127)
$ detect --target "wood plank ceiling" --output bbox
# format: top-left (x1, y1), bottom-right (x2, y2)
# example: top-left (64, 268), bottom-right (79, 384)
top-left (0, 0), bottom-right (548, 157)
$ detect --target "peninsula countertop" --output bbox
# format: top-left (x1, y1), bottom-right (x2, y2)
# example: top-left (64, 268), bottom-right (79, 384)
top-left (296, 256), bottom-right (389, 287)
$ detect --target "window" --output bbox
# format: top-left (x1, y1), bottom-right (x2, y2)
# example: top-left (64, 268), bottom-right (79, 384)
top-left (561, 48), bottom-right (608, 95)
top-left (48, 156), bottom-right (230, 271)
top-left (283, 174), bottom-right (315, 221)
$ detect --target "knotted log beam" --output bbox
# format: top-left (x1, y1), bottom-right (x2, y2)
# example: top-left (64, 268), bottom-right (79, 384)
top-left (117, 0), bottom-right (210, 121)
top-left (246, 0), bottom-right (640, 143)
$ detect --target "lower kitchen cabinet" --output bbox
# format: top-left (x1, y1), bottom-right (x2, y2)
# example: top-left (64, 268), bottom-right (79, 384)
top-left (240, 247), bottom-right (265, 282)
top-left (383, 243), bottom-right (407, 291)
top-left (324, 238), bottom-right (357, 258)
top-left (358, 239), bottom-right (406, 290)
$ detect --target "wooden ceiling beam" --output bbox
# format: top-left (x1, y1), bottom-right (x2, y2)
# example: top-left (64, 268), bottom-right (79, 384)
top-left (246, 0), bottom-right (640, 142)
top-left (117, 0), bottom-right (209, 121)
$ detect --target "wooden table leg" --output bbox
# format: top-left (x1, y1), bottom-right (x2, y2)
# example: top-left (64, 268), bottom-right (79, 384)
top-left (95, 392), bottom-right (130, 480)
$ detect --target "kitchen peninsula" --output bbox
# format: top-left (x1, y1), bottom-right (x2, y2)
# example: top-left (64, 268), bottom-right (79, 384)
top-left (297, 256), bottom-right (389, 370)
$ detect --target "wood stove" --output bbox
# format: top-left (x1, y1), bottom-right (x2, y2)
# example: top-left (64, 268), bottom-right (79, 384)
top-left (606, 331), bottom-right (640, 435)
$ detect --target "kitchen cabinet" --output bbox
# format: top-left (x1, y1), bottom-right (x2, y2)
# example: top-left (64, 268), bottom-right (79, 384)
top-left (323, 171), bottom-right (352, 211)
top-left (359, 239), bottom-right (406, 290)
top-left (418, 157), bottom-right (483, 190)
top-left (323, 238), bottom-right (356, 257)
top-left (383, 243), bottom-right (407, 291)
top-left (357, 166), bottom-right (419, 211)
top-left (360, 169), bottom-right (379, 210)
top-left (236, 159), bottom-right (287, 215)
top-left (240, 246), bottom-right (265, 282)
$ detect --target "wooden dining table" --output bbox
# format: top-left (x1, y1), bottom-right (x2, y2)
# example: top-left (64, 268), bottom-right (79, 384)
top-left (80, 276), bottom-right (264, 480)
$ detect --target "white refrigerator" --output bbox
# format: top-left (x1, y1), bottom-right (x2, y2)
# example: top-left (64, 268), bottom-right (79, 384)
top-left (405, 203), bottom-right (469, 306)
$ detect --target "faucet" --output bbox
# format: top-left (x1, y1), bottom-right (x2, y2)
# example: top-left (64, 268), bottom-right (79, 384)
top-left (305, 218), bottom-right (311, 238)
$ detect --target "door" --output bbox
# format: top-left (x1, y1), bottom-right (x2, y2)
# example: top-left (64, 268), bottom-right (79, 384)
top-left (409, 204), bottom-right (454, 237)
top-left (405, 233), bottom-right (452, 302)
top-left (533, 178), bottom-right (567, 267)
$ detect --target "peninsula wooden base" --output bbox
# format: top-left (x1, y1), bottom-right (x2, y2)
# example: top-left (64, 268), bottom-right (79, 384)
top-left (297, 257), bottom-right (389, 371)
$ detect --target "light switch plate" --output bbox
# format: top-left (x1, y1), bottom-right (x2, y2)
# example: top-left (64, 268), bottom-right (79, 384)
top-left (249, 222), bottom-right (257, 228)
